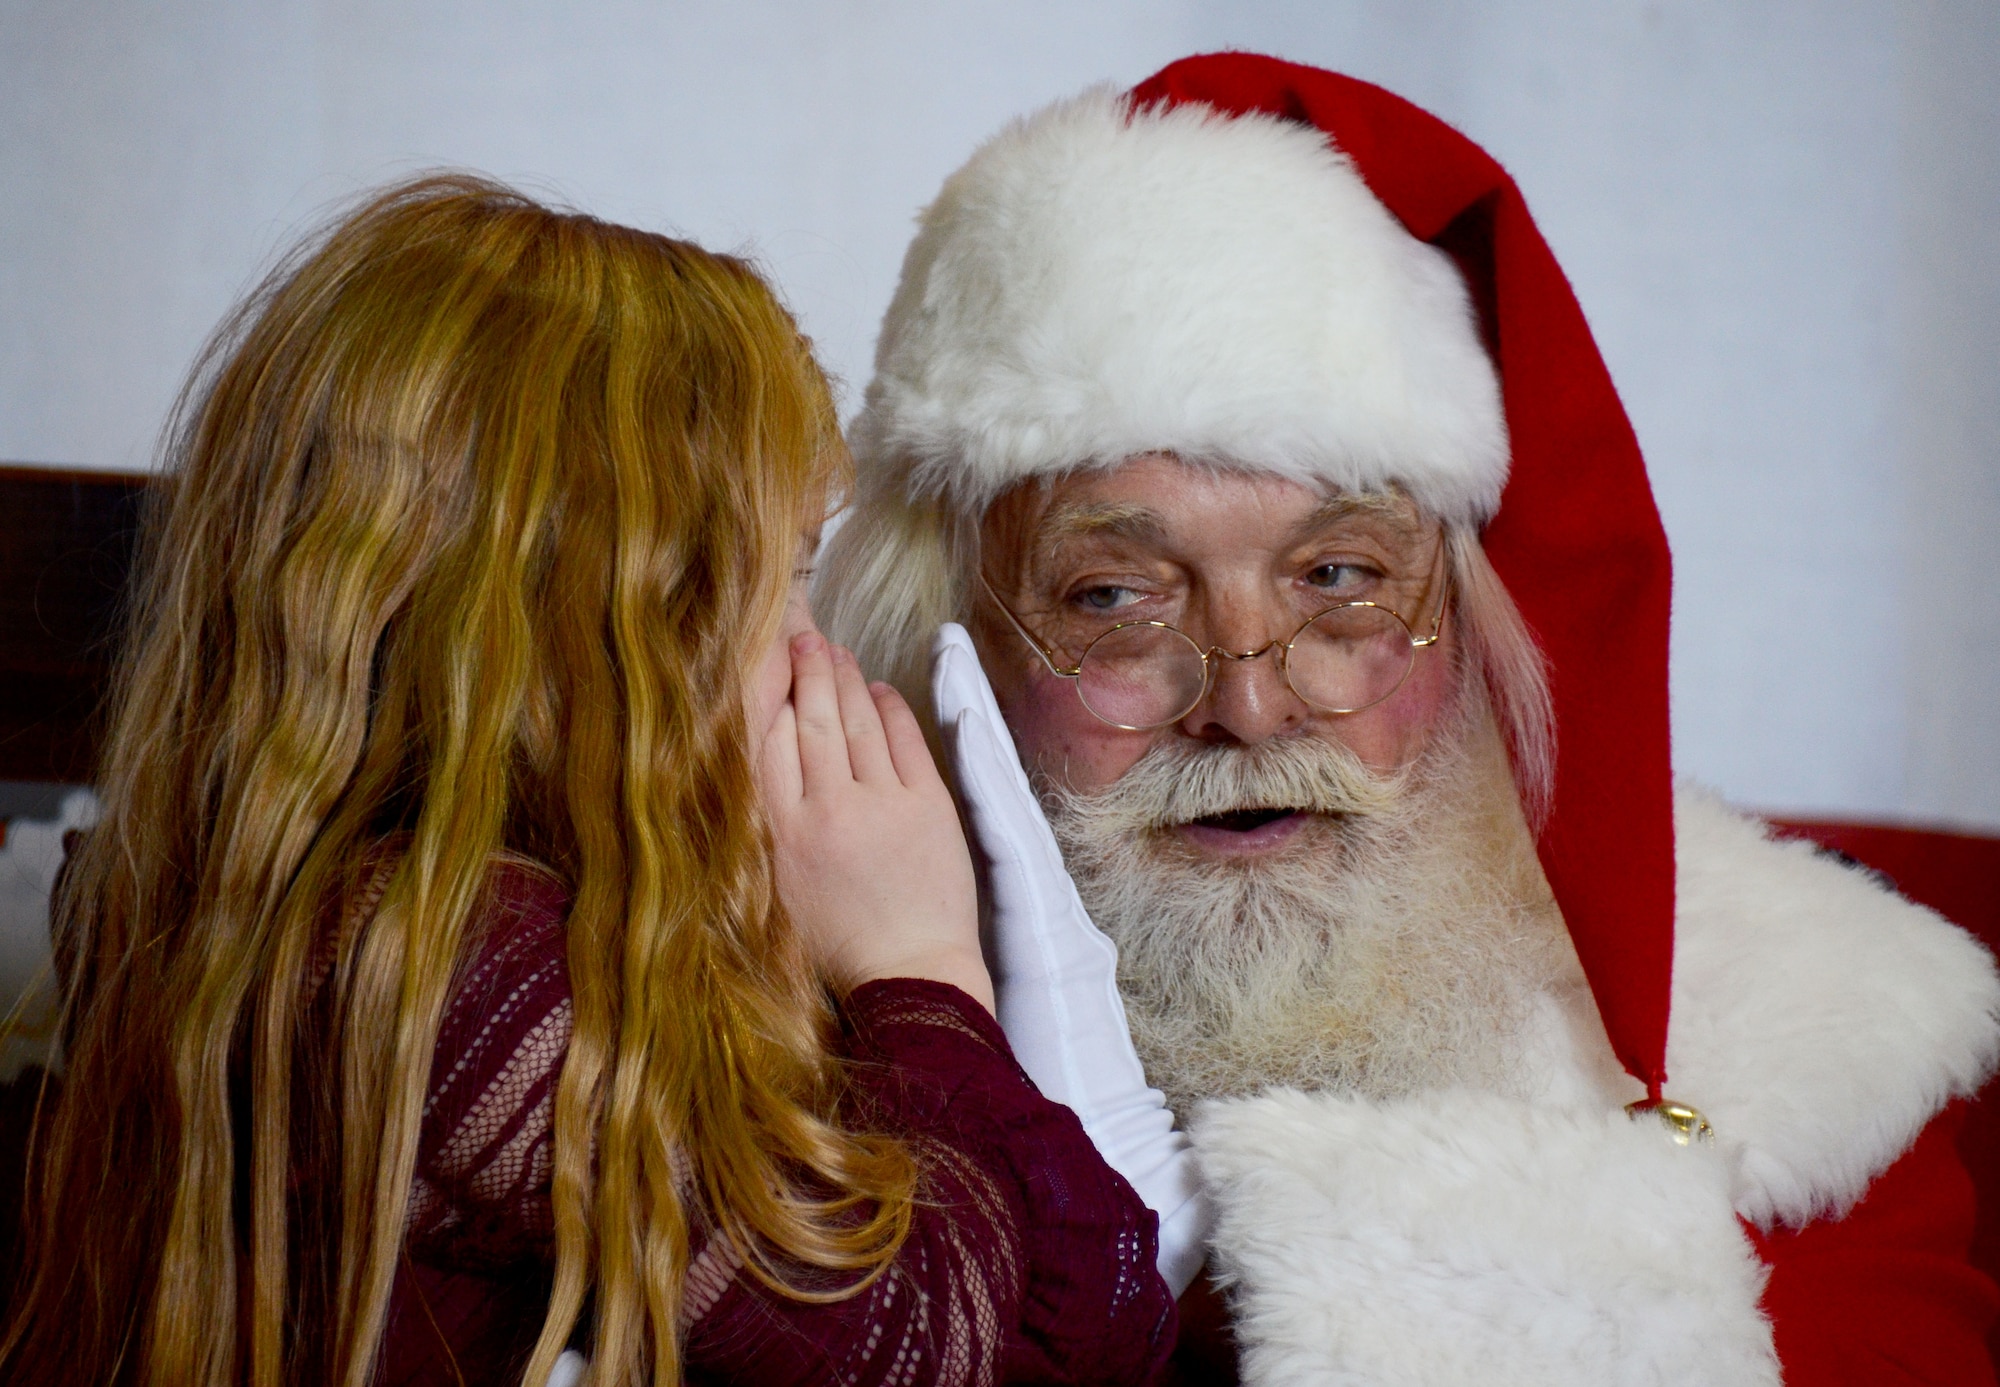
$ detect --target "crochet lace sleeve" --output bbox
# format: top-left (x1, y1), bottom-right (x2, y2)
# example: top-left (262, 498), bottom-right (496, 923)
top-left (395, 875), bottom-right (1175, 1387)
top-left (404, 858), bottom-right (573, 1273)
top-left (682, 979), bottom-right (1177, 1387)
top-left (378, 858), bottom-right (572, 1387)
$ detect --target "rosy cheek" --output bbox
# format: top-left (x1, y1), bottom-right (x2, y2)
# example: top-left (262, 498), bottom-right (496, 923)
top-left (999, 668), bottom-right (1157, 795)
top-left (1320, 640), bottom-right (1457, 771)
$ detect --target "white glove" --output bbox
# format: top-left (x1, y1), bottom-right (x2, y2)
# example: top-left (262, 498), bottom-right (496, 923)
top-left (931, 623), bottom-right (1212, 1296)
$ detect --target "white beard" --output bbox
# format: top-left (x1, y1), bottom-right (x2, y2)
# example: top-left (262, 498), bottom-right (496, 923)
top-left (1042, 716), bottom-right (1572, 1121)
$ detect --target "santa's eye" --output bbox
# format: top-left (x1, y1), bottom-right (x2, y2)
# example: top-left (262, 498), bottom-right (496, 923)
top-left (1305, 562), bottom-right (1374, 592)
top-left (1073, 584), bottom-right (1144, 613)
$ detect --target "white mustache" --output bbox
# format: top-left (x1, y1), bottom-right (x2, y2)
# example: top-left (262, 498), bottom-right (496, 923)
top-left (1041, 735), bottom-right (1406, 837)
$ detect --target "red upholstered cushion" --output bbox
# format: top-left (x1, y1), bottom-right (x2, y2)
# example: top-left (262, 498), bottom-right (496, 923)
top-left (1768, 818), bottom-right (2000, 1374)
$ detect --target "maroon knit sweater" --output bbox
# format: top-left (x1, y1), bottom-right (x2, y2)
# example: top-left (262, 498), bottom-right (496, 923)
top-left (373, 858), bottom-right (1178, 1385)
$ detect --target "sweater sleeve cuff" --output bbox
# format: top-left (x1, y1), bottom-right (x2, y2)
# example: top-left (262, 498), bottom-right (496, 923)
top-left (843, 976), bottom-right (1016, 1058)
top-left (838, 977), bottom-right (1042, 1114)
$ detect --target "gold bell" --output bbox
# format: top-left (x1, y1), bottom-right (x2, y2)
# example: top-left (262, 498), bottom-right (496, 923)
top-left (1625, 1098), bottom-right (1716, 1147)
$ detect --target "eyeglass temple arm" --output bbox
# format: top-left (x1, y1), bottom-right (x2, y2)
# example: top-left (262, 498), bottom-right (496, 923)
top-left (976, 573), bottom-right (1084, 678)
top-left (1409, 545), bottom-right (1452, 649)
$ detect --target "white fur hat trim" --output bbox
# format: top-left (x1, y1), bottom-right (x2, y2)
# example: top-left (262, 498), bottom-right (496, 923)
top-left (851, 88), bottom-right (1510, 522)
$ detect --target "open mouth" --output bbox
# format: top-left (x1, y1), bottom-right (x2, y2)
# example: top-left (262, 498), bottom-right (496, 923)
top-left (1187, 807), bottom-right (1303, 833)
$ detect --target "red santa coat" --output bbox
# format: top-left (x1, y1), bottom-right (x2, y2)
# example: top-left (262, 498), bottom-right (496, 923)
top-left (1192, 787), bottom-right (2000, 1385)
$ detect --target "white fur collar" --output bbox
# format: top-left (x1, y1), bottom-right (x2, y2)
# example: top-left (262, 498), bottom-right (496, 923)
top-left (1529, 787), bottom-right (2000, 1228)
top-left (1655, 787), bottom-right (2000, 1226)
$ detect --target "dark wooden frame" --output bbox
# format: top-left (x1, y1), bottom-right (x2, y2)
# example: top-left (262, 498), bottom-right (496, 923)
top-left (0, 464), bottom-right (151, 785)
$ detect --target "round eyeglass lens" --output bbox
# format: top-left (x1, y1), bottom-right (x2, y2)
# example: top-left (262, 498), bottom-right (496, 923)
top-left (1076, 622), bottom-right (1209, 729)
top-left (1285, 604), bottom-right (1417, 714)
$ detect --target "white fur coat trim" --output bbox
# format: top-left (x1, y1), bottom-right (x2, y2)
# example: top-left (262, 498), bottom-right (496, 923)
top-left (1188, 790), bottom-right (1999, 1384)
top-left (1666, 788), bottom-right (2000, 1226)
top-left (1196, 1088), bottom-right (1781, 1387)
top-left (850, 89), bottom-right (1509, 523)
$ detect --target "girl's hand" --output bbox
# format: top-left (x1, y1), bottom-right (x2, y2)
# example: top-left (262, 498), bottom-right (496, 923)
top-left (759, 633), bottom-right (992, 1013)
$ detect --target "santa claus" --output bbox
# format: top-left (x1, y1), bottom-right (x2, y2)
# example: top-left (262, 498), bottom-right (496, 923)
top-left (817, 52), bottom-right (2000, 1386)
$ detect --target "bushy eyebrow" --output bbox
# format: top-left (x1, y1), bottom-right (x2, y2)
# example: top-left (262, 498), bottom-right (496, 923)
top-left (1034, 499), bottom-right (1169, 556)
top-left (1292, 491), bottom-right (1425, 544)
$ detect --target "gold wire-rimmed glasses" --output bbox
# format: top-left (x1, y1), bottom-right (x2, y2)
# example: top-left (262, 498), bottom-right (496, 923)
top-left (978, 553), bottom-right (1449, 731)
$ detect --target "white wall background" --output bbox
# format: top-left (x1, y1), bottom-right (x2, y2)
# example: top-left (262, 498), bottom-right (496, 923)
top-left (4, 0), bottom-right (1997, 832)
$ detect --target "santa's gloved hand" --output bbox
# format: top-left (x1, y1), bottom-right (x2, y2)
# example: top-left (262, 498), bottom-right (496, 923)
top-left (931, 622), bottom-right (1212, 1296)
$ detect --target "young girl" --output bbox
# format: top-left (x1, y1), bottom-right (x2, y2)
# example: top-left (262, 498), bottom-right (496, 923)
top-left (1, 177), bottom-right (1174, 1386)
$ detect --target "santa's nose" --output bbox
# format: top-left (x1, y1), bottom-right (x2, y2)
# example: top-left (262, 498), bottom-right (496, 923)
top-left (1178, 642), bottom-right (1310, 746)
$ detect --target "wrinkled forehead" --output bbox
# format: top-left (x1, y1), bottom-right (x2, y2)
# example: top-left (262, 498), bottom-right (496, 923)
top-left (978, 454), bottom-right (1438, 580)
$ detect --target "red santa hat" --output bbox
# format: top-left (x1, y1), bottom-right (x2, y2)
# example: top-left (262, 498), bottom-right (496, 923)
top-left (853, 52), bottom-right (1676, 1097)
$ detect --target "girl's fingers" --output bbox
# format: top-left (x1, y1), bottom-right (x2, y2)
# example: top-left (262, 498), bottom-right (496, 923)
top-left (874, 682), bottom-right (942, 790)
top-left (789, 633), bottom-right (850, 794)
top-left (758, 703), bottom-right (804, 808)
top-left (830, 646), bottom-right (896, 783)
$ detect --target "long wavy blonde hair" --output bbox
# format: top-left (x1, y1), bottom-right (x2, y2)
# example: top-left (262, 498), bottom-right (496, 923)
top-left (2, 175), bottom-right (913, 1387)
